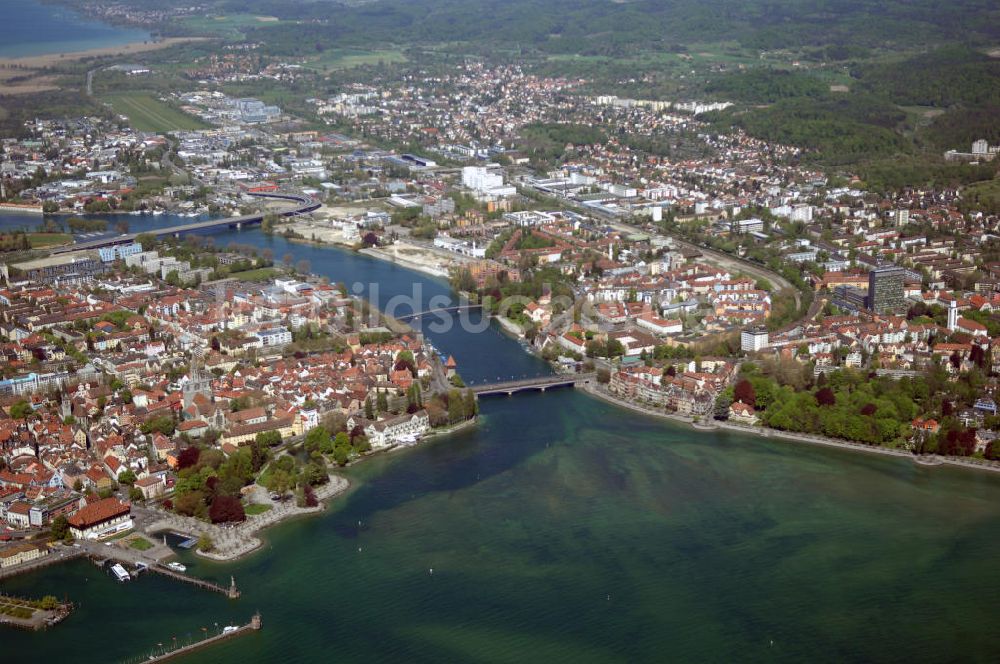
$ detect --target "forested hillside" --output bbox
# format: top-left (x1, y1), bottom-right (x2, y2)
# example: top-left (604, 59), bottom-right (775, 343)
top-left (89, 0), bottom-right (999, 56)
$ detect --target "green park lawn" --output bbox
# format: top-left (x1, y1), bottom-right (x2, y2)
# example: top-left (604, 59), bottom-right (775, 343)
top-left (102, 93), bottom-right (208, 133)
top-left (228, 267), bottom-right (282, 282)
top-left (28, 233), bottom-right (73, 248)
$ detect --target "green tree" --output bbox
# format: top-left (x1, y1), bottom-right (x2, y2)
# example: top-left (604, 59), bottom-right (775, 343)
top-left (197, 533), bottom-right (214, 552)
top-left (304, 426), bottom-right (331, 455)
top-left (255, 430), bottom-right (282, 447)
top-left (50, 515), bottom-right (70, 540)
top-left (265, 469), bottom-right (294, 496)
top-left (448, 389), bottom-right (464, 424)
top-left (9, 400), bottom-right (33, 419)
top-left (464, 390), bottom-right (478, 419)
top-left (333, 431), bottom-right (350, 450)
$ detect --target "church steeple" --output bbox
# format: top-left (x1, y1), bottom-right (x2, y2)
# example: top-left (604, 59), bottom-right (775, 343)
top-left (182, 360), bottom-right (213, 409)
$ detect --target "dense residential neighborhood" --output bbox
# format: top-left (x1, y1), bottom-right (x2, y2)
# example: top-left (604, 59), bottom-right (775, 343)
top-left (0, 245), bottom-right (475, 553)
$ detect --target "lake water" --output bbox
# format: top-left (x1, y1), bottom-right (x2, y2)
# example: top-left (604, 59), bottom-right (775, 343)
top-left (0, 0), bottom-right (150, 58)
top-left (4, 224), bottom-right (1000, 661)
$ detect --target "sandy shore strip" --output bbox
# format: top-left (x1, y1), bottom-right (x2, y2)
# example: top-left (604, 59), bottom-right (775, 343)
top-left (0, 38), bottom-right (208, 70)
top-left (143, 474), bottom-right (350, 562)
top-left (284, 218), bottom-right (457, 280)
top-left (360, 244), bottom-right (452, 279)
top-left (579, 382), bottom-right (1000, 475)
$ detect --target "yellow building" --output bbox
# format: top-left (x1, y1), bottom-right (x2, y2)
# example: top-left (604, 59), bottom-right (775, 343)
top-left (0, 542), bottom-right (49, 569)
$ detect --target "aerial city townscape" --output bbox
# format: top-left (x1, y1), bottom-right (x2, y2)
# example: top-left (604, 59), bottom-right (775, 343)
top-left (1, 0), bottom-right (1000, 661)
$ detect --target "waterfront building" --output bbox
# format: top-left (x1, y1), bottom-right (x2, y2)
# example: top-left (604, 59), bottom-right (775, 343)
top-left (364, 410), bottom-right (430, 449)
top-left (729, 401), bottom-right (758, 424)
top-left (0, 542), bottom-right (48, 568)
top-left (67, 498), bottom-right (132, 540)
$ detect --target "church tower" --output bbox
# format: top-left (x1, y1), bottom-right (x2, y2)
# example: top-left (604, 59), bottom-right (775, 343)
top-left (947, 298), bottom-right (958, 332)
top-left (182, 361), bottom-right (213, 409)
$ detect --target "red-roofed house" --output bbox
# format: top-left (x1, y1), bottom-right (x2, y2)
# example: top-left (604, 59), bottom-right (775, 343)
top-left (729, 401), bottom-right (758, 425)
top-left (956, 317), bottom-right (988, 337)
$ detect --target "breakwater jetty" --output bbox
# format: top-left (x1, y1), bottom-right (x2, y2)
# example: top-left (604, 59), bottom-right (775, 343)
top-left (144, 565), bottom-right (241, 598)
top-left (120, 613), bottom-right (262, 664)
top-left (86, 551), bottom-right (241, 598)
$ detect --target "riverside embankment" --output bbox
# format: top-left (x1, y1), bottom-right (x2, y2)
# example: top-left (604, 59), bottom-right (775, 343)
top-left (580, 382), bottom-right (1000, 475)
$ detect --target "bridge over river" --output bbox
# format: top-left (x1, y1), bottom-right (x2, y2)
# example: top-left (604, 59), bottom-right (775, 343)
top-left (394, 304), bottom-right (484, 322)
top-left (51, 192), bottom-right (320, 254)
top-left (471, 372), bottom-right (595, 396)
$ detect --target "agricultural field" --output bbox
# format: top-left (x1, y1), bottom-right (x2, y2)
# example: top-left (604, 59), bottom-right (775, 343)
top-left (305, 48), bottom-right (408, 72)
top-left (102, 93), bottom-right (209, 133)
top-left (180, 14), bottom-right (289, 40)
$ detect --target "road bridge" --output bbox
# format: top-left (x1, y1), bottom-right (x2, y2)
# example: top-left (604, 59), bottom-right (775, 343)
top-left (471, 372), bottom-right (595, 396)
top-left (395, 304), bottom-right (484, 321)
top-left (51, 192), bottom-right (320, 254)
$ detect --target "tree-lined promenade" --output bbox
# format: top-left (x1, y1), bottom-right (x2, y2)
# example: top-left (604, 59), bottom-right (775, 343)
top-left (582, 380), bottom-right (1000, 475)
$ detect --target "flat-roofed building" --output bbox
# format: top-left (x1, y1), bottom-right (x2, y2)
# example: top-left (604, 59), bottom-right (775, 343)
top-left (868, 265), bottom-right (906, 314)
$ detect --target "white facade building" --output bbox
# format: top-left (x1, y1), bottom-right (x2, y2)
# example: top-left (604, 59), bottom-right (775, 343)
top-left (741, 326), bottom-right (770, 353)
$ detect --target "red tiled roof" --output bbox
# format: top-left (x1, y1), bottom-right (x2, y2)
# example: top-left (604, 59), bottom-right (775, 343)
top-left (67, 498), bottom-right (129, 529)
